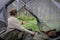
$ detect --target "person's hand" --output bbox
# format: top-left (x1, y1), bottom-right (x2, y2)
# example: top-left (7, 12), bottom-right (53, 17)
top-left (21, 20), bottom-right (26, 25)
top-left (31, 32), bottom-right (37, 36)
top-left (31, 32), bottom-right (35, 35)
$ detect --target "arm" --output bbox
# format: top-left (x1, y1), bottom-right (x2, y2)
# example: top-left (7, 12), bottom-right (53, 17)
top-left (10, 18), bottom-right (34, 34)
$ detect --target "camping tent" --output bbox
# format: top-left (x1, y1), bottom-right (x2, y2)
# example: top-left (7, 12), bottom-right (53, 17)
top-left (8, 0), bottom-right (60, 31)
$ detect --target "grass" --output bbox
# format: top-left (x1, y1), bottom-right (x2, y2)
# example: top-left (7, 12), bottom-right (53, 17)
top-left (18, 16), bottom-right (40, 32)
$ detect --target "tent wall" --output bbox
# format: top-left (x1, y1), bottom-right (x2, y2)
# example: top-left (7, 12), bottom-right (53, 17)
top-left (26, 0), bottom-right (60, 31)
top-left (8, 0), bottom-right (60, 31)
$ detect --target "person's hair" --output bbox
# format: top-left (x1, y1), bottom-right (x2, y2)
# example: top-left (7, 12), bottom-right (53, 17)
top-left (41, 29), bottom-right (56, 34)
top-left (9, 9), bottom-right (17, 16)
top-left (45, 29), bottom-right (56, 34)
